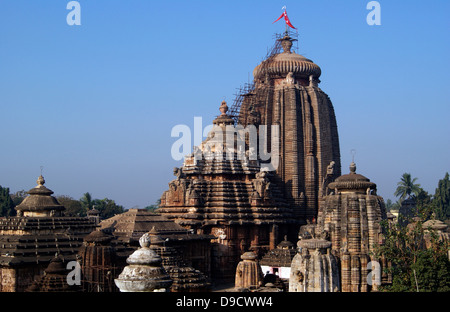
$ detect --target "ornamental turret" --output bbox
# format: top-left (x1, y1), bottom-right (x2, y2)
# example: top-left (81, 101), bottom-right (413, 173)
top-left (114, 233), bottom-right (172, 292)
top-left (15, 175), bottom-right (65, 217)
top-left (316, 162), bottom-right (388, 292)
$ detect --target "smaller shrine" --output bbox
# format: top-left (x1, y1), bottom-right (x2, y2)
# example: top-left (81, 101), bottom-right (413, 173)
top-left (289, 238), bottom-right (340, 292)
top-left (78, 229), bottom-right (120, 292)
top-left (259, 236), bottom-right (296, 280)
top-left (148, 227), bottom-right (211, 292)
top-left (26, 254), bottom-right (80, 292)
top-left (235, 251), bottom-right (263, 290)
top-left (114, 233), bottom-right (172, 292)
top-left (0, 175), bottom-right (96, 292)
top-left (316, 162), bottom-right (388, 292)
top-left (99, 208), bottom-right (213, 278)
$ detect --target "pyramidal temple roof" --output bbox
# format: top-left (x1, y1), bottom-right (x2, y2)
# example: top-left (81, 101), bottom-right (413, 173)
top-left (99, 209), bottom-right (212, 245)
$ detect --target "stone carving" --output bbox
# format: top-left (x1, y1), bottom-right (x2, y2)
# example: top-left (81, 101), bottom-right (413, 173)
top-left (289, 238), bottom-right (340, 292)
top-left (247, 104), bottom-right (261, 125)
top-left (309, 74), bottom-right (319, 87)
top-left (114, 233), bottom-right (172, 292)
top-left (165, 168), bottom-right (190, 205)
top-left (213, 228), bottom-right (227, 241)
top-left (159, 32), bottom-right (341, 281)
top-left (327, 161), bottom-right (335, 175)
top-left (252, 171), bottom-right (273, 200)
top-left (173, 167), bottom-right (185, 180)
top-left (322, 160), bottom-right (336, 196)
top-left (285, 72), bottom-right (295, 85)
top-left (235, 251), bottom-right (264, 290)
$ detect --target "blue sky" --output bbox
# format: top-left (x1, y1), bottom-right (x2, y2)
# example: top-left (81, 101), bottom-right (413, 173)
top-left (0, 0), bottom-right (449, 209)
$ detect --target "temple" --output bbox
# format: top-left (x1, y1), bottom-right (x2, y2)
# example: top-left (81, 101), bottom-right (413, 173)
top-left (238, 32), bottom-right (341, 220)
top-left (0, 175), bottom-right (96, 291)
top-left (0, 24), bottom-right (425, 292)
top-left (157, 31), bottom-right (342, 282)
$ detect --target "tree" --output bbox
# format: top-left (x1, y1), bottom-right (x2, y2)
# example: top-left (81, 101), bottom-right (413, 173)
top-left (432, 172), bottom-right (450, 221)
top-left (80, 192), bottom-right (93, 211)
top-left (0, 186), bottom-right (15, 217)
top-left (374, 206), bottom-right (450, 292)
top-left (394, 173), bottom-right (421, 201)
top-left (10, 190), bottom-right (27, 207)
top-left (91, 198), bottom-right (124, 219)
top-left (385, 199), bottom-right (400, 212)
top-left (56, 195), bottom-right (85, 217)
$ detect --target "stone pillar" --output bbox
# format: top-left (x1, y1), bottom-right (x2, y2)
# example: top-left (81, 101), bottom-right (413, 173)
top-left (234, 251), bottom-right (263, 289)
top-left (114, 233), bottom-right (172, 292)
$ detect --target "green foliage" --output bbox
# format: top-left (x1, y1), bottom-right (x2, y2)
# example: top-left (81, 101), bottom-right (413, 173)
top-left (60, 193), bottom-right (124, 219)
top-left (0, 186), bottom-right (15, 217)
top-left (432, 172), bottom-right (450, 221)
top-left (412, 249), bottom-right (450, 292)
top-left (374, 206), bottom-right (450, 292)
top-left (385, 198), bottom-right (400, 212)
top-left (91, 198), bottom-right (124, 219)
top-left (394, 173), bottom-right (421, 201)
top-left (57, 195), bottom-right (85, 217)
top-left (80, 192), bottom-right (93, 211)
top-left (78, 192), bottom-right (124, 219)
top-left (10, 190), bottom-right (27, 207)
top-left (0, 185), bottom-right (125, 220)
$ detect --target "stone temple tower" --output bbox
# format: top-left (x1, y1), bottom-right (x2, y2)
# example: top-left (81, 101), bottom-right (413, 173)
top-left (158, 31), bottom-right (341, 281)
top-left (236, 32), bottom-right (341, 223)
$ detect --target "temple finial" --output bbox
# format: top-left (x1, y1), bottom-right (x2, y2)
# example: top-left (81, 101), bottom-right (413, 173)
top-left (349, 149), bottom-right (357, 173)
top-left (219, 100), bottom-right (228, 115)
top-left (349, 162), bottom-right (356, 174)
top-left (37, 175), bottom-right (45, 186)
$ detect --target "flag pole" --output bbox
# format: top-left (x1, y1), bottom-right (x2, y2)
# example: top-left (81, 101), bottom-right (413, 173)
top-left (284, 6), bottom-right (288, 35)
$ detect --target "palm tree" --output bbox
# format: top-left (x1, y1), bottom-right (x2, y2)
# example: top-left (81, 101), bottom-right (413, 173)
top-left (80, 192), bottom-right (93, 211)
top-left (394, 173), bottom-right (421, 201)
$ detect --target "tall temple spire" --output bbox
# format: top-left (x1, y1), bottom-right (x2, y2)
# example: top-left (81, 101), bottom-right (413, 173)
top-left (246, 33), bottom-right (340, 221)
top-left (158, 28), bottom-right (341, 281)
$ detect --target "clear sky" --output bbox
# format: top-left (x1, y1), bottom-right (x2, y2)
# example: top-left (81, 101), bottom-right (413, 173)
top-left (0, 0), bottom-right (449, 209)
